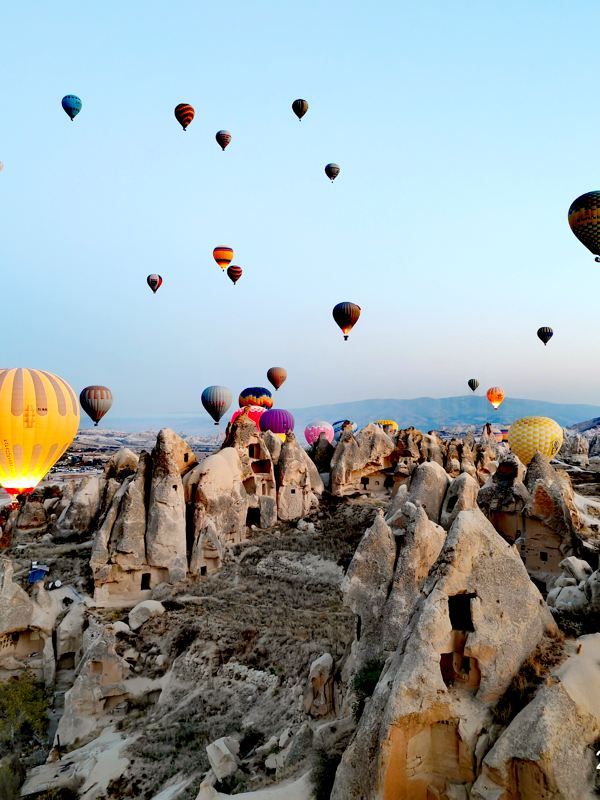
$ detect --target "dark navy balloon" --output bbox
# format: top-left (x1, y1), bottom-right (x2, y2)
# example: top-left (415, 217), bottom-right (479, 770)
top-left (260, 408), bottom-right (295, 436)
top-left (201, 385), bottom-right (232, 425)
top-left (62, 95), bottom-right (82, 121)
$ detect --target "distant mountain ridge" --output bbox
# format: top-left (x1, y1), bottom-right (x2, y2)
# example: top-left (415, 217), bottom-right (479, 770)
top-left (80, 395), bottom-right (600, 436)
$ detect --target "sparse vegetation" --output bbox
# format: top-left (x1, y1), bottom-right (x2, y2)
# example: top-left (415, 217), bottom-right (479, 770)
top-left (352, 658), bottom-right (385, 720)
top-left (0, 671), bottom-right (48, 756)
top-left (0, 757), bottom-right (25, 800)
top-left (493, 630), bottom-right (566, 725)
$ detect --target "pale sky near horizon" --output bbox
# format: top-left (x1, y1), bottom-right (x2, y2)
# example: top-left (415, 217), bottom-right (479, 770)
top-left (3, 1), bottom-right (600, 418)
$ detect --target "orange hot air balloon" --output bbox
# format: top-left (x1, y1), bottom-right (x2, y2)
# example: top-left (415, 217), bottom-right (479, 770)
top-left (213, 246), bottom-right (234, 271)
top-left (486, 387), bottom-right (505, 410)
top-left (267, 367), bottom-right (287, 391)
top-left (174, 103), bottom-right (195, 131)
top-left (0, 368), bottom-right (80, 496)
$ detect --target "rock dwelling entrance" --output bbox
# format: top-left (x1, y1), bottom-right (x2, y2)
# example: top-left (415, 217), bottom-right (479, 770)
top-left (440, 594), bottom-right (481, 691)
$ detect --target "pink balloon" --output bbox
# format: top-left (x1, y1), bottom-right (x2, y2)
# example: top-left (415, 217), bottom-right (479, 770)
top-left (230, 405), bottom-right (265, 430)
top-left (304, 420), bottom-right (334, 446)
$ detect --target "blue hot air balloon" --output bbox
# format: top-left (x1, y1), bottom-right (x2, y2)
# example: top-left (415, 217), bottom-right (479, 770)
top-left (62, 95), bottom-right (82, 121)
top-left (201, 385), bottom-right (232, 425)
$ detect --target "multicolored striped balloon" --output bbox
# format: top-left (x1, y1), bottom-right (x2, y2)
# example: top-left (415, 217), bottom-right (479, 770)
top-left (174, 103), bottom-right (195, 131)
top-left (305, 420), bottom-right (334, 446)
top-left (80, 385), bottom-right (113, 426)
top-left (260, 408), bottom-right (295, 440)
top-left (0, 368), bottom-right (80, 495)
top-left (568, 191), bottom-right (600, 259)
top-left (201, 385), bottom-right (232, 425)
top-left (227, 265), bottom-right (243, 285)
top-left (267, 367), bottom-right (287, 391)
top-left (213, 246), bottom-right (234, 270)
top-left (147, 274), bottom-right (163, 294)
top-left (239, 387), bottom-right (273, 409)
top-left (62, 95), bottom-right (82, 121)
top-left (216, 130), bottom-right (232, 150)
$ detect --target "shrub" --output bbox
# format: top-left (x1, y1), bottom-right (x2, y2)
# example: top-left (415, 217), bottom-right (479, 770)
top-left (0, 758), bottom-right (24, 800)
top-left (239, 726), bottom-right (264, 757)
top-left (352, 658), bottom-right (385, 720)
top-left (0, 671), bottom-right (48, 755)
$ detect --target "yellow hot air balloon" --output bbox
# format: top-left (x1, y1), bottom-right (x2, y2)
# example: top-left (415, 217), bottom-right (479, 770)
top-left (0, 368), bottom-right (80, 495)
top-left (507, 416), bottom-right (563, 466)
top-left (375, 419), bottom-right (399, 433)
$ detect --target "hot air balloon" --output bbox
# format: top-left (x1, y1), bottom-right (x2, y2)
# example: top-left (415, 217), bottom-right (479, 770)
top-left (486, 387), bottom-right (505, 410)
top-left (201, 385), bottom-right (232, 425)
top-left (333, 420), bottom-right (358, 441)
top-left (62, 95), bottom-right (82, 121)
top-left (0, 368), bottom-right (80, 495)
top-left (227, 265), bottom-right (242, 285)
top-left (568, 191), bottom-right (600, 261)
top-left (325, 163), bottom-right (340, 182)
top-left (292, 99), bottom-right (309, 120)
top-left (260, 408), bottom-right (295, 441)
top-left (80, 385), bottom-right (113, 426)
top-left (468, 378), bottom-right (479, 392)
top-left (267, 367), bottom-right (287, 391)
top-left (305, 421), bottom-right (334, 446)
top-left (333, 302), bottom-right (361, 340)
top-left (213, 246), bottom-right (234, 271)
top-left (537, 326), bottom-right (553, 346)
top-left (230, 405), bottom-right (265, 430)
top-left (216, 130), bottom-right (231, 150)
top-left (239, 387), bottom-right (273, 409)
top-left (375, 419), bottom-right (399, 434)
top-left (0, 162), bottom-right (4, 172)
top-left (147, 274), bottom-right (163, 294)
top-left (174, 103), bottom-right (195, 131)
top-left (508, 416), bottom-right (563, 466)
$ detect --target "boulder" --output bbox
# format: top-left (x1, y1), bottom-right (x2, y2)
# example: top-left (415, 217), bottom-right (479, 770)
top-left (303, 653), bottom-right (334, 718)
top-left (560, 555), bottom-right (592, 583)
top-left (406, 460), bottom-right (450, 523)
top-left (104, 447), bottom-right (140, 480)
top-left (15, 494), bottom-right (48, 534)
top-left (128, 600), bottom-right (165, 631)
top-left (206, 736), bottom-right (240, 782)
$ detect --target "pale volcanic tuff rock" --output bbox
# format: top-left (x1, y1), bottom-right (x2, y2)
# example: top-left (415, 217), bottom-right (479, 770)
top-left (330, 423), bottom-right (395, 497)
top-left (14, 493), bottom-right (48, 535)
top-left (331, 509), bottom-right (556, 800)
top-left (405, 460), bottom-right (450, 524)
top-left (472, 634), bottom-right (600, 800)
top-left (145, 429), bottom-right (196, 582)
top-left (440, 471), bottom-right (480, 529)
top-left (559, 429), bottom-right (590, 466)
top-left (55, 475), bottom-right (103, 538)
top-left (303, 652), bottom-right (335, 718)
top-left (277, 432), bottom-right (323, 521)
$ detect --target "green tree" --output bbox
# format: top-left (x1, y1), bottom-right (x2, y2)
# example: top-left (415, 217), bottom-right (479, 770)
top-left (0, 670), bottom-right (48, 753)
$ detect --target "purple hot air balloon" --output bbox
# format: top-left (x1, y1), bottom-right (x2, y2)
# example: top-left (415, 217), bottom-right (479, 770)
top-left (304, 420), bottom-right (334, 446)
top-left (260, 408), bottom-right (295, 440)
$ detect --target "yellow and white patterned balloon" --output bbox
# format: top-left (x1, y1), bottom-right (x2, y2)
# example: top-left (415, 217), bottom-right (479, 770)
top-left (507, 416), bottom-right (563, 466)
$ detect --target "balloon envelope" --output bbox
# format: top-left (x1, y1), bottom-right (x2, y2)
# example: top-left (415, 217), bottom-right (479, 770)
top-left (468, 378), bottom-right (479, 392)
top-left (174, 103), bottom-right (195, 130)
top-left (267, 367), bottom-right (287, 391)
top-left (0, 368), bottom-right (80, 495)
top-left (260, 408), bottom-right (295, 436)
top-left (216, 130), bottom-right (231, 150)
top-left (227, 265), bottom-right (242, 285)
top-left (292, 99), bottom-right (309, 120)
top-left (62, 95), bottom-right (82, 120)
top-left (201, 385), bottom-right (232, 424)
top-left (213, 246), bottom-right (234, 270)
top-left (375, 419), bottom-right (398, 433)
top-left (325, 163), bottom-right (340, 181)
top-left (147, 274), bottom-right (163, 293)
top-left (333, 302), bottom-right (361, 340)
top-left (305, 420), bottom-right (334, 446)
top-left (230, 405), bottom-right (265, 430)
top-left (537, 326), bottom-right (553, 345)
top-left (486, 387), bottom-right (505, 410)
top-left (568, 191), bottom-right (600, 257)
top-left (239, 387), bottom-right (273, 409)
top-left (80, 386), bottom-right (113, 426)
top-left (508, 416), bottom-right (563, 465)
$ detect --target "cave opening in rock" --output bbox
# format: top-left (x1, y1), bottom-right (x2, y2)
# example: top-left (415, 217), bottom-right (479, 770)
top-left (448, 594), bottom-right (475, 632)
top-left (141, 572), bottom-right (151, 590)
top-left (246, 507), bottom-right (261, 527)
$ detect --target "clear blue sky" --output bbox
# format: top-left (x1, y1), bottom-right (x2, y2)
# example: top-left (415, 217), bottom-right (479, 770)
top-left (2, 1), bottom-right (600, 418)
